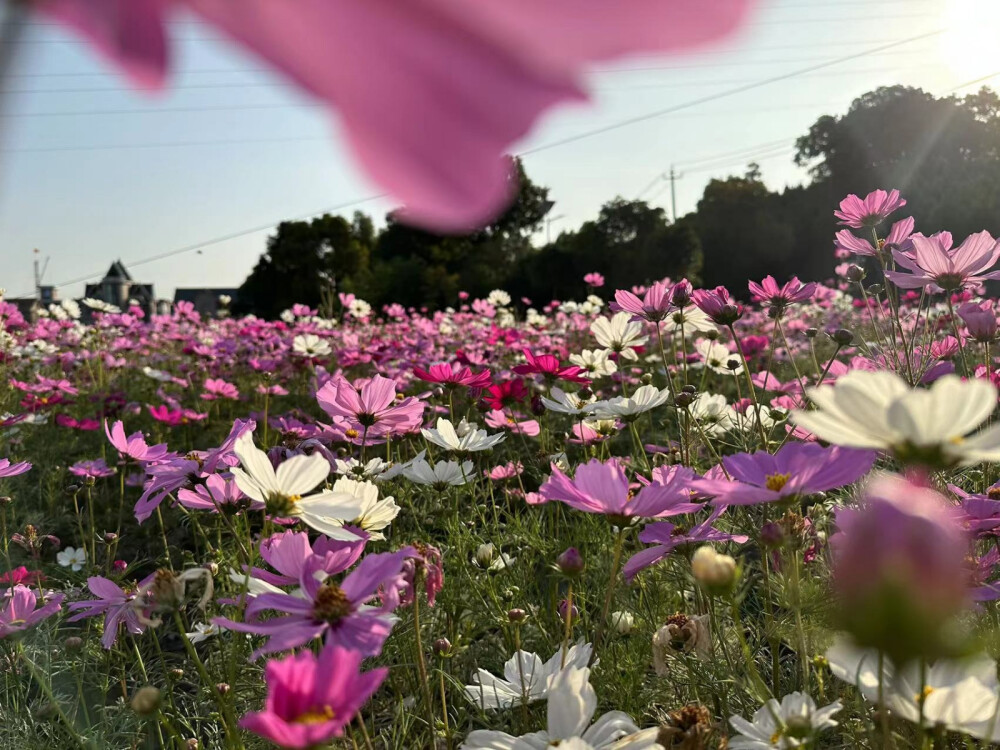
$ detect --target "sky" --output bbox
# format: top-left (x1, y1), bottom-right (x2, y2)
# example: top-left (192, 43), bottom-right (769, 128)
top-left (0, 0), bottom-right (997, 301)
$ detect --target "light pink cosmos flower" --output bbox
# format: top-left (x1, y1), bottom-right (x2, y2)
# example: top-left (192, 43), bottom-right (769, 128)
top-left (39, 0), bottom-right (755, 231)
top-left (835, 216), bottom-right (914, 257)
top-left (104, 420), bottom-right (169, 463)
top-left (177, 474), bottom-right (259, 513)
top-left (885, 231), bottom-right (1000, 292)
top-left (0, 585), bottom-right (64, 639)
top-left (834, 189), bottom-right (906, 229)
top-left (240, 644), bottom-right (387, 749)
top-left (317, 375), bottom-right (424, 440)
top-left (539, 458), bottom-right (702, 518)
top-left (959, 301), bottom-right (999, 342)
top-left (67, 576), bottom-right (148, 649)
top-left (0, 458), bottom-right (31, 478)
top-left (691, 286), bottom-right (742, 325)
top-left (747, 276), bottom-right (817, 309)
top-left (201, 378), bottom-right (240, 401)
top-left (613, 280), bottom-right (672, 323)
top-left (584, 272), bottom-right (605, 288)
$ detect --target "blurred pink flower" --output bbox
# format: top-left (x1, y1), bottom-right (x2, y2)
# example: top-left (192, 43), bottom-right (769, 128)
top-left (0, 586), bottom-right (64, 639)
top-left (40, 0), bottom-right (755, 230)
top-left (240, 644), bottom-right (387, 749)
top-left (886, 231), bottom-right (1000, 292)
top-left (584, 272), bottom-right (605, 288)
top-left (747, 275), bottom-right (817, 309)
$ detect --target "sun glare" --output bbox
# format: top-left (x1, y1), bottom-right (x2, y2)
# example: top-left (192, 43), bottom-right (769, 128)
top-left (940, 0), bottom-right (1000, 78)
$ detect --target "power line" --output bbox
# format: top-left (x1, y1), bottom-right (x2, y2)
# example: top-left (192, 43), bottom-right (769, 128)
top-left (1, 135), bottom-right (328, 155)
top-left (0, 101), bottom-right (322, 118)
top-left (520, 29), bottom-right (944, 157)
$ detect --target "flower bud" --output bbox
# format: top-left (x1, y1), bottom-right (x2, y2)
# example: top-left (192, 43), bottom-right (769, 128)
top-left (640, 373), bottom-right (653, 385)
top-left (112, 560), bottom-right (128, 573)
top-left (185, 741), bottom-right (199, 750)
top-left (674, 392), bottom-right (695, 408)
top-left (530, 394), bottom-right (546, 416)
top-left (64, 484), bottom-right (79, 496)
top-left (832, 475), bottom-right (969, 664)
top-left (691, 546), bottom-right (737, 594)
top-left (64, 636), bottom-right (83, 651)
top-left (475, 543), bottom-right (496, 567)
top-left (215, 683), bottom-right (230, 696)
top-left (866, 283), bottom-right (883, 296)
top-left (0, 496), bottom-right (11, 507)
top-left (433, 638), bottom-right (452, 656)
top-left (830, 329), bottom-right (854, 346)
top-left (203, 562), bottom-right (219, 576)
top-left (555, 547), bottom-right (585, 577)
top-left (610, 610), bottom-right (635, 635)
top-left (130, 686), bottom-right (161, 716)
top-left (84, 475), bottom-right (96, 487)
top-left (558, 598), bottom-right (580, 621)
top-left (103, 532), bottom-right (118, 544)
top-left (805, 328), bottom-right (818, 339)
top-left (681, 385), bottom-right (697, 395)
top-left (507, 608), bottom-right (527, 623)
top-left (845, 264), bottom-right (866, 282)
top-left (759, 521), bottom-right (785, 549)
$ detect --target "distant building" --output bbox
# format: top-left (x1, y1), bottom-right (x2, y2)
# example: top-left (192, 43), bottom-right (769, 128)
top-left (83, 260), bottom-right (155, 316)
top-left (173, 288), bottom-right (239, 317)
top-left (7, 286), bottom-right (58, 323)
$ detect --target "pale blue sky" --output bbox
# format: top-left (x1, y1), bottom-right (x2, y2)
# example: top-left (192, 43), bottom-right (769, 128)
top-left (0, 0), bottom-right (991, 300)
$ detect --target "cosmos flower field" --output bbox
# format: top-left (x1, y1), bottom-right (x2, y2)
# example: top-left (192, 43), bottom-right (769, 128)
top-left (7, 191), bottom-right (1000, 748)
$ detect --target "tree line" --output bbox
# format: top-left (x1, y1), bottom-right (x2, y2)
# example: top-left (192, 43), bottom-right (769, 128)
top-left (234, 85), bottom-right (1000, 317)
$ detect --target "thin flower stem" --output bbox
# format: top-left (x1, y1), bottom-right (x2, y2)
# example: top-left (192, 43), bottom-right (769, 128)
top-left (728, 325), bottom-right (770, 449)
top-left (592, 528), bottom-right (626, 660)
top-left (947, 294), bottom-right (972, 377)
top-left (411, 592), bottom-right (437, 741)
top-left (17, 643), bottom-right (92, 750)
top-left (561, 582), bottom-right (574, 669)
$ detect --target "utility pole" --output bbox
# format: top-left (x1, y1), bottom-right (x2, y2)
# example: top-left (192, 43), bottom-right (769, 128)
top-left (668, 165), bottom-right (682, 223)
top-left (33, 248), bottom-right (40, 300)
top-left (545, 214), bottom-right (565, 244)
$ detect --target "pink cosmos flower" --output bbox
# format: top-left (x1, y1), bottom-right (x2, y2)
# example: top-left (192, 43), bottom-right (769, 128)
top-left (104, 420), bottom-right (169, 463)
top-left (149, 405), bottom-right (208, 425)
top-left (67, 576), bottom-right (148, 649)
top-left (692, 443), bottom-right (876, 506)
top-left (213, 547), bottom-right (414, 659)
top-left (0, 567), bottom-right (42, 586)
top-left (485, 461), bottom-right (524, 480)
top-left (201, 378), bottom-right (240, 401)
top-left (256, 384), bottom-right (290, 396)
top-left (512, 349), bottom-right (590, 384)
top-left (41, 0), bottom-right (754, 231)
top-left (834, 189), bottom-right (906, 228)
top-left (69, 458), bottom-right (115, 479)
top-left (240, 644), bottom-right (387, 749)
top-left (242, 532), bottom-right (368, 591)
top-left (55, 414), bottom-right (101, 431)
top-left (747, 276), bottom-right (817, 309)
top-left (584, 272), bottom-right (605, 288)
top-left (691, 286), bottom-right (742, 325)
top-left (484, 409), bottom-right (540, 437)
top-left (623, 506), bottom-right (748, 581)
top-left (177, 474), bottom-right (259, 513)
top-left (835, 215), bottom-right (914, 257)
top-left (613, 280), bottom-right (672, 323)
top-left (0, 585), bottom-right (64, 639)
top-left (539, 458), bottom-right (702, 518)
top-left (317, 375), bottom-right (425, 440)
top-left (413, 362), bottom-right (492, 390)
top-left (0, 458), bottom-right (32, 478)
top-left (482, 380), bottom-right (528, 410)
top-left (886, 231), bottom-right (1000, 291)
top-left (958, 301), bottom-right (999, 342)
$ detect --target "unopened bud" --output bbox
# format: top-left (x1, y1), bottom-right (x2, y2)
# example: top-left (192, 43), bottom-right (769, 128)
top-left (433, 638), bottom-right (452, 656)
top-left (866, 284), bottom-right (883, 296)
top-left (203, 562), bottom-right (219, 576)
top-left (681, 385), bottom-right (697, 395)
top-left (0, 496), bottom-right (11, 507)
top-left (831, 329), bottom-right (854, 346)
top-left (674, 392), bottom-right (695, 408)
top-left (103, 532), bottom-right (118, 544)
top-left (185, 741), bottom-right (199, 750)
top-left (130, 686), bottom-right (161, 716)
top-left (555, 547), bottom-right (585, 577)
top-left (507, 608), bottom-right (527, 623)
top-left (846, 265), bottom-right (866, 282)
top-left (169, 669), bottom-right (185, 680)
top-left (215, 683), bottom-right (230, 696)
top-left (805, 328), bottom-right (818, 339)
top-left (84, 475), bottom-right (96, 487)
top-left (760, 521), bottom-right (785, 549)
top-left (64, 636), bottom-right (83, 651)
top-left (64, 484), bottom-right (80, 496)
top-left (640, 373), bottom-right (653, 385)
top-left (475, 543), bottom-right (496, 567)
top-left (610, 610), bottom-right (635, 635)
top-left (691, 545), bottom-right (737, 594)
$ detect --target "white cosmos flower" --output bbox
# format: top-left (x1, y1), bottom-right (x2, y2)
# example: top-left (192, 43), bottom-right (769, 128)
top-left (230, 433), bottom-right (363, 541)
top-left (488, 289), bottom-right (512, 307)
top-left (348, 299), bottom-right (372, 319)
top-left (464, 642), bottom-right (594, 710)
top-left (401, 453), bottom-right (474, 489)
top-left (463, 666), bottom-right (659, 749)
top-left (332, 457), bottom-right (390, 480)
top-left (56, 546), bottom-right (87, 572)
top-left (186, 622), bottom-right (221, 644)
top-left (729, 692), bottom-right (842, 749)
top-left (826, 638), bottom-right (1000, 740)
top-left (422, 418), bottom-right (506, 453)
top-left (326, 476), bottom-right (400, 540)
top-left (692, 339), bottom-right (743, 375)
top-left (141, 366), bottom-right (174, 382)
top-left (686, 393), bottom-right (735, 437)
top-left (82, 298), bottom-right (120, 313)
top-left (291, 333), bottom-right (331, 358)
top-left (541, 387), bottom-right (596, 416)
top-left (569, 349), bottom-right (617, 378)
top-left (473, 542), bottom-right (516, 572)
top-left (591, 313), bottom-right (648, 361)
top-left (588, 385), bottom-right (670, 420)
top-left (665, 305), bottom-right (717, 335)
top-left (790, 371), bottom-right (1000, 466)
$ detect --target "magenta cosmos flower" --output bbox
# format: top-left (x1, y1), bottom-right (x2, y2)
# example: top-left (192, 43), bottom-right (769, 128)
top-left (834, 188), bottom-right (906, 228)
top-left (958, 301), bottom-right (999, 342)
top-left (242, 531), bottom-right (368, 592)
top-left (214, 547), bottom-right (413, 659)
top-left (0, 458), bottom-right (31, 478)
top-left (539, 458), bottom-right (703, 518)
top-left (67, 576), bottom-right (148, 649)
top-left (613, 280), bottom-right (672, 323)
top-left (693, 443), bottom-right (875, 506)
top-left (747, 276), bottom-right (816, 309)
top-left (317, 375), bottom-right (424, 440)
top-left (413, 362), bottom-right (492, 390)
top-left (512, 349), bottom-right (590, 384)
top-left (886, 231), bottom-right (1000, 292)
top-left (1, 585), bottom-right (64, 639)
top-left (691, 286), bottom-right (742, 325)
top-left (240, 644), bottom-right (387, 749)
top-left (201, 378), bottom-right (240, 401)
top-left (41, 0), bottom-right (754, 231)
top-left (624, 506), bottom-right (748, 581)
top-left (835, 215), bottom-right (914, 257)
top-left (177, 474), bottom-right (259, 513)
top-left (68, 459), bottom-right (115, 480)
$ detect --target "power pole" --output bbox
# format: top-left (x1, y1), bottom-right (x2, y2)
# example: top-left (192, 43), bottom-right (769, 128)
top-left (668, 165), bottom-right (682, 223)
top-left (33, 248), bottom-right (40, 300)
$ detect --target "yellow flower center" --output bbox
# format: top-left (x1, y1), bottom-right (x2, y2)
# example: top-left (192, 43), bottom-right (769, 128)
top-left (312, 583), bottom-right (353, 624)
top-left (265, 492), bottom-right (301, 516)
top-left (294, 705), bottom-right (336, 725)
top-left (916, 685), bottom-right (934, 703)
top-left (765, 473), bottom-right (791, 492)
top-left (345, 428), bottom-right (360, 439)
